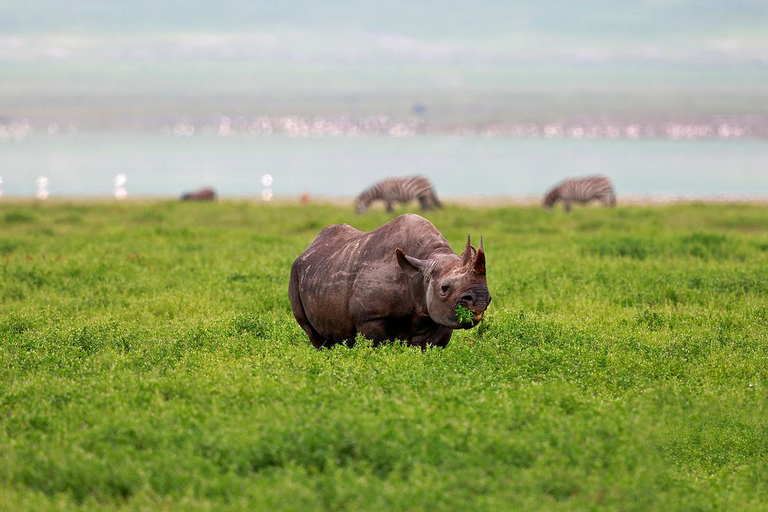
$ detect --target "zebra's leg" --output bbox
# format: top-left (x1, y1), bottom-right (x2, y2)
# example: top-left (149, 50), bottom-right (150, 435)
top-left (385, 200), bottom-right (394, 213)
top-left (418, 195), bottom-right (432, 211)
top-left (564, 201), bottom-right (572, 213)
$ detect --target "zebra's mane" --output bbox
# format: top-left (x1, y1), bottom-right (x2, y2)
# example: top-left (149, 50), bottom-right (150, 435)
top-left (355, 183), bottom-right (383, 208)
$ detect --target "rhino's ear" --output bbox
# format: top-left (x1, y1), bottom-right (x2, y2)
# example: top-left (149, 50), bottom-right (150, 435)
top-left (396, 248), bottom-right (426, 278)
top-left (460, 234), bottom-right (477, 266)
top-left (473, 236), bottom-right (486, 275)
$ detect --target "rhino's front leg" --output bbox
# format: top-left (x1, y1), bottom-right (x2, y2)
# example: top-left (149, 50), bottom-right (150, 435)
top-left (355, 319), bottom-right (390, 346)
top-left (411, 327), bottom-right (453, 349)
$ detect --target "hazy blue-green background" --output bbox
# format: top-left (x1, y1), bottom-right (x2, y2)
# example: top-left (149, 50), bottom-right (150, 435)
top-left (1, 1), bottom-right (767, 197)
top-left (3, 0), bottom-right (768, 125)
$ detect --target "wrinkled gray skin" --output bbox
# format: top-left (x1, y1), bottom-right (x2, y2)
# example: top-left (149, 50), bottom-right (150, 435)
top-left (289, 214), bottom-right (492, 349)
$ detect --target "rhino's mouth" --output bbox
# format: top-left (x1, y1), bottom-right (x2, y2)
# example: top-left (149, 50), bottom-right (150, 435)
top-left (455, 303), bottom-right (484, 328)
top-left (467, 306), bottom-right (484, 324)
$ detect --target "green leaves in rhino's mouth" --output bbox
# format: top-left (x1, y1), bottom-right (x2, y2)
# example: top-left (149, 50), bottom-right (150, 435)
top-left (455, 305), bottom-right (475, 325)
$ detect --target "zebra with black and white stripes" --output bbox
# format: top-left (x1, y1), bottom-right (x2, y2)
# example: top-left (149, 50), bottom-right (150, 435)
top-left (354, 175), bottom-right (443, 214)
top-left (542, 175), bottom-right (616, 212)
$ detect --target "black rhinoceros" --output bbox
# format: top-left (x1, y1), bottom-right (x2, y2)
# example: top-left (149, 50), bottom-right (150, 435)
top-left (289, 213), bottom-right (491, 348)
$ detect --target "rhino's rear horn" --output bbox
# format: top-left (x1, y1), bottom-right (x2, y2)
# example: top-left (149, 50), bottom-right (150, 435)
top-left (473, 237), bottom-right (486, 275)
top-left (461, 234), bottom-right (477, 267)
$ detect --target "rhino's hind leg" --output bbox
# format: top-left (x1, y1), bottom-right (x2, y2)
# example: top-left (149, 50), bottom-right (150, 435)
top-left (292, 298), bottom-right (330, 349)
top-left (289, 267), bottom-right (331, 349)
top-left (297, 314), bottom-right (331, 349)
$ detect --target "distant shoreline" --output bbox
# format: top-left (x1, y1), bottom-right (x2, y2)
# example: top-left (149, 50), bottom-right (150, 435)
top-left (4, 115), bottom-right (768, 141)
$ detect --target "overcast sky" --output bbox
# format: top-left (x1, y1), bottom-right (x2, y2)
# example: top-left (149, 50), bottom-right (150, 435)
top-left (3, 0), bottom-right (767, 66)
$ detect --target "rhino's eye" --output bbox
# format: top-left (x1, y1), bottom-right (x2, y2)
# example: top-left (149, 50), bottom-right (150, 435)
top-left (440, 284), bottom-right (451, 296)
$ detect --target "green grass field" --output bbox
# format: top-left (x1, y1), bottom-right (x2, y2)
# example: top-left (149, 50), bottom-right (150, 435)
top-left (1, 200), bottom-right (767, 511)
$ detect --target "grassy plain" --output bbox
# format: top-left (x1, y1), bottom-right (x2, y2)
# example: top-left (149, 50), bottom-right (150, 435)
top-left (1, 200), bottom-right (767, 511)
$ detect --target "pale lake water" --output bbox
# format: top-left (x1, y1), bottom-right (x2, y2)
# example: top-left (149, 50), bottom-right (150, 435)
top-left (1, 132), bottom-right (767, 200)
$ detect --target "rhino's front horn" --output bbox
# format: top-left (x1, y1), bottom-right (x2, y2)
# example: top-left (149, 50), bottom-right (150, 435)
top-left (473, 236), bottom-right (486, 275)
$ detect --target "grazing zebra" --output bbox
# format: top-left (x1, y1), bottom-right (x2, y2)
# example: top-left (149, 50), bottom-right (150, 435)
top-left (542, 175), bottom-right (616, 212)
top-left (354, 175), bottom-right (443, 214)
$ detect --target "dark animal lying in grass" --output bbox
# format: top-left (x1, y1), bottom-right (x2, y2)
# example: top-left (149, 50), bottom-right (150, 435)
top-left (289, 213), bottom-right (491, 348)
top-left (180, 187), bottom-right (217, 201)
